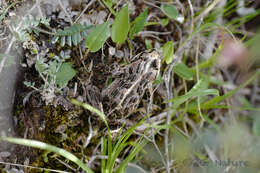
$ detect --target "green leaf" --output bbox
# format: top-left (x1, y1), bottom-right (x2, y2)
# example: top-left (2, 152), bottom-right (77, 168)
top-left (111, 5), bottom-right (130, 44)
top-left (48, 60), bottom-right (58, 75)
top-left (51, 35), bottom-right (59, 44)
top-left (72, 33), bottom-right (78, 46)
top-left (169, 79), bottom-right (219, 109)
top-left (201, 70), bottom-right (260, 109)
top-left (56, 62), bottom-right (76, 87)
top-left (160, 18), bottom-right (169, 26)
top-left (77, 32), bottom-right (81, 43)
top-left (67, 35), bottom-right (72, 46)
top-left (0, 137), bottom-right (94, 173)
top-left (174, 63), bottom-right (193, 80)
top-left (60, 36), bottom-right (66, 47)
top-left (145, 39), bottom-right (152, 49)
top-left (35, 59), bottom-right (48, 74)
top-left (129, 8), bottom-right (148, 39)
top-left (85, 22), bottom-right (110, 52)
top-left (101, 137), bottom-right (107, 172)
top-left (163, 41), bottom-right (174, 64)
top-left (161, 4), bottom-right (179, 20)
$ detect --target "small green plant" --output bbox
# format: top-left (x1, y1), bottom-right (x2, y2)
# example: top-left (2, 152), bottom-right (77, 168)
top-left (0, 136), bottom-right (94, 173)
top-left (24, 51), bottom-right (76, 104)
top-left (71, 99), bottom-right (148, 173)
top-left (0, 1), bottom-right (20, 23)
top-left (1, 99), bottom-right (148, 172)
top-left (51, 23), bottom-right (93, 46)
top-left (162, 41), bottom-right (174, 64)
top-left (174, 63), bottom-right (194, 80)
top-left (11, 15), bottom-right (50, 42)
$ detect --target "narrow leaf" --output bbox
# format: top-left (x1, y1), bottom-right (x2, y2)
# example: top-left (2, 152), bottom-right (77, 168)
top-left (129, 8), bottom-right (148, 39)
top-left (0, 137), bottom-right (94, 173)
top-left (169, 79), bottom-right (219, 109)
top-left (77, 32), bottom-right (81, 43)
top-left (160, 18), bottom-right (169, 26)
top-left (202, 70), bottom-right (260, 108)
top-left (85, 22), bottom-right (110, 52)
top-left (67, 35), bottom-right (72, 46)
top-left (72, 33), bottom-right (78, 46)
top-left (163, 41), bottom-right (174, 64)
top-left (60, 36), bottom-right (66, 47)
top-left (111, 5), bottom-right (130, 44)
top-left (51, 35), bottom-right (59, 44)
top-left (174, 63), bottom-right (193, 80)
top-left (161, 4), bottom-right (179, 20)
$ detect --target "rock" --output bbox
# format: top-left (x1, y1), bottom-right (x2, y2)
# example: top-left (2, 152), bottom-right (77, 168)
top-left (0, 42), bottom-right (21, 151)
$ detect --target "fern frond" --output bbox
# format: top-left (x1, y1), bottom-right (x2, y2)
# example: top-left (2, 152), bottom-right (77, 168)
top-left (51, 23), bottom-right (93, 47)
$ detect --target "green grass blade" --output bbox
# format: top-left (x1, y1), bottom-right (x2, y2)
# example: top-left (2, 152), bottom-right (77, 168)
top-left (174, 63), bottom-right (193, 80)
top-left (101, 137), bottom-right (108, 173)
top-left (202, 70), bottom-right (260, 108)
top-left (169, 79), bottom-right (219, 109)
top-left (0, 137), bottom-right (94, 173)
top-left (107, 119), bottom-right (145, 172)
top-left (115, 139), bottom-right (147, 173)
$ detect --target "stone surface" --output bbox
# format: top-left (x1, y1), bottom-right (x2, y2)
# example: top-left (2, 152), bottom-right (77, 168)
top-left (0, 39), bottom-right (21, 151)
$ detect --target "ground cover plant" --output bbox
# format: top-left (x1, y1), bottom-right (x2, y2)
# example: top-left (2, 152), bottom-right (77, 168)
top-left (0, 0), bottom-right (260, 172)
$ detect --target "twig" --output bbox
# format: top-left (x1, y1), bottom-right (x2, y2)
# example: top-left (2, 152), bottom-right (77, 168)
top-left (0, 161), bottom-right (70, 173)
top-left (74, 0), bottom-right (96, 23)
top-left (36, 0), bottom-right (43, 18)
top-left (58, 0), bottom-right (73, 24)
top-left (136, 112), bottom-right (167, 131)
top-left (151, 133), bottom-right (168, 169)
top-left (195, 36), bottom-right (205, 124)
top-left (56, 158), bottom-right (76, 172)
top-left (32, 26), bottom-right (54, 35)
top-left (161, 13), bottom-right (200, 171)
top-left (142, 0), bottom-right (161, 9)
top-left (251, 77), bottom-right (259, 105)
top-left (163, 58), bottom-right (174, 173)
top-left (187, 0), bottom-right (194, 32)
top-left (201, 0), bottom-right (227, 59)
top-left (194, 0), bottom-right (222, 23)
top-left (138, 31), bottom-right (172, 36)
